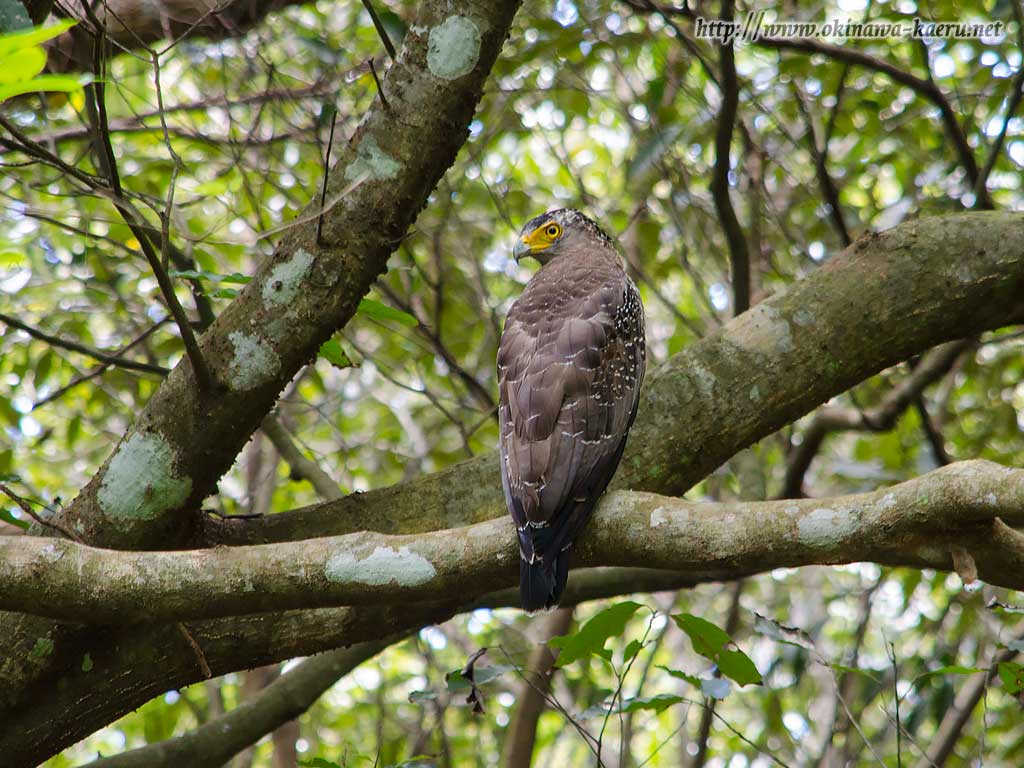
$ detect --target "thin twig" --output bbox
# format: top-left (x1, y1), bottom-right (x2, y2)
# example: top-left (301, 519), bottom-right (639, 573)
top-left (176, 622), bottom-right (212, 679)
top-left (0, 313), bottom-right (169, 376)
top-left (317, 107), bottom-right (337, 245)
top-left (0, 484), bottom-right (83, 542)
top-left (709, 0), bottom-right (750, 316)
top-left (359, 0), bottom-right (397, 60)
top-left (368, 58), bottom-right (390, 111)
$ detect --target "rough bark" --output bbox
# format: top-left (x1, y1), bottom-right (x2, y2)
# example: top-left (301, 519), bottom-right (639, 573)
top-left (0, 0), bottom-right (522, 757)
top-left (2, 211), bottom-right (1023, 764)
top-left (200, 210), bottom-right (1024, 547)
top-left (44, 0), bottom-right (312, 71)
top-left (4, 461), bottom-right (1023, 624)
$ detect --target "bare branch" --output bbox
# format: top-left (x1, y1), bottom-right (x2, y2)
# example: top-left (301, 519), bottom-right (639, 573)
top-left (0, 313), bottom-right (169, 376)
top-left (4, 460), bottom-right (1024, 624)
top-left (782, 339), bottom-right (972, 497)
top-left (84, 640), bottom-right (389, 768)
top-left (709, 0), bottom-right (750, 315)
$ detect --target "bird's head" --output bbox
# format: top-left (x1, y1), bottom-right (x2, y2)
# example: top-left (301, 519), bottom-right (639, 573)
top-left (513, 208), bottom-right (613, 265)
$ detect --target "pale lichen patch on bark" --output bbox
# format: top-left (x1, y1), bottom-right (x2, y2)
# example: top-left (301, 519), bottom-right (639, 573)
top-left (792, 308), bottom-right (814, 327)
top-left (797, 507), bottom-right (858, 547)
top-left (730, 303), bottom-right (794, 355)
top-left (427, 16), bottom-right (481, 80)
top-left (227, 331), bottom-right (281, 391)
top-left (96, 432), bottom-right (192, 521)
top-left (325, 545), bottom-right (437, 586)
top-left (650, 507), bottom-right (670, 527)
top-left (345, 136), bottom-right (401, 182)
top-left (262, 248), bottom-right (314, 307)
top-left (877, 492), bottom-right (897, 510)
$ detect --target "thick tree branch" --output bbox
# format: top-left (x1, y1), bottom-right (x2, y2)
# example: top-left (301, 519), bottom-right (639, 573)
top-left (52, 0), bottom-right (522, 550)
top-left (200, 211), bottom-right (1024, 547)
top-left (6, 461), bottom-right (1023, 624)
top-left (0, 0), bottom-right (523, 750)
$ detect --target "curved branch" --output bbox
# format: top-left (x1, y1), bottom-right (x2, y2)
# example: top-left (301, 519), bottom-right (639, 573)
top-left (750, 36), bottom-right (991, 208)
top-left (201, 210), bottom-right (1024, 547)
top-left (84, 641), bottom-right (388, 768)
top-left (782, 338), bottom-right (972, 497)
top-left (6, 461), bottom-right (1023, 624)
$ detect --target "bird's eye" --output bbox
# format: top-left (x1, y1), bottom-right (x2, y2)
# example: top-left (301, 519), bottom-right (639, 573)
top-left (546, 224), bottom-right (561, 238)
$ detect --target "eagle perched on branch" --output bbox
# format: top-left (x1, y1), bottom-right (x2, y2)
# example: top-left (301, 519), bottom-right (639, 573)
top-left (498, 209), bottom-right (646, 611)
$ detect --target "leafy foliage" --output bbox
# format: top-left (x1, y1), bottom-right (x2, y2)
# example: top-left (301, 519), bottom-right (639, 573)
top-left (2, 0), bottom-right (1021, 763)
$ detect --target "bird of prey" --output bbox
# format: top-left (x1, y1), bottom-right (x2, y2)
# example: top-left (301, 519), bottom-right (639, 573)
top-left (498, 209), bottom-right (646, 611)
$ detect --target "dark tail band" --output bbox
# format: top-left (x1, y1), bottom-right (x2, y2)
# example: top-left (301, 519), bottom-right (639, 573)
top-left (519, 551), bottom-right (571, 612)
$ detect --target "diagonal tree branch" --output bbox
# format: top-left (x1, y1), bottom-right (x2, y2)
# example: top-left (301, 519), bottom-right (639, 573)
top-left (0, 0), bottom-right (524, 754)
top-left (83, 640), bottom-right (390, 768)
top-left (5, 460), bottom-right (1024, 624)
top-left (199, 210), bottom-right (1024, 548)
top-left (0, 313), bottom-right (169, 376)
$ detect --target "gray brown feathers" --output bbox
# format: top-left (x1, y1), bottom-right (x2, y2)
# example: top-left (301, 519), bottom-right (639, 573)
top-left (498, 209), bottom-right (646, 610)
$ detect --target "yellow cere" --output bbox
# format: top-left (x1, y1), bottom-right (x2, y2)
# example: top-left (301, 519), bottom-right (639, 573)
top-left (523, 221), bottom-right (562, 252)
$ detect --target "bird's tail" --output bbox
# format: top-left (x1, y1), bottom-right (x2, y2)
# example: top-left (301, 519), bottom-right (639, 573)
top-left (519, 551), bottom-right (571, 612)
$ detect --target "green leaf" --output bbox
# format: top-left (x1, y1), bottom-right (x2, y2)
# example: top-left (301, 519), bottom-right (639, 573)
top-left (618, 693), bottom-right (685, 714)
top-left (998, 662), bottom-right (1024, 694)
top-left (658, 665), bottom-right (701, 688)
top-left (0, 73), bottom-right (89, 102)
top-left (0, 43), bottom-right (44, 84)
top-left (298, 759), bottom-right (343, 768)
top-left (358, 298), bottom-right (417, 327)
top-left (624, 637), bottom-right (643, 662)
top-left (407, 690), bottom-right (438, 703)
top-left (319, 338), bottom-right (353, 369)
top-left (549, 601), bottom-right (643, 666)
top-left (916, 665), bottom-right (987, 680)
top-left (0, 508), bottom-right (29, 530)
top-left (0, 20), bottom-right (74, 57)
top-left (0, 249), bottom-right (26, 269)
top-left (672, 613), bottom-right (762, 687)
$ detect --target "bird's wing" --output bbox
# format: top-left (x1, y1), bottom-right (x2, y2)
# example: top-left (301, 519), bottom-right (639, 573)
top-left (498, 275), bottom-right (645, 564)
